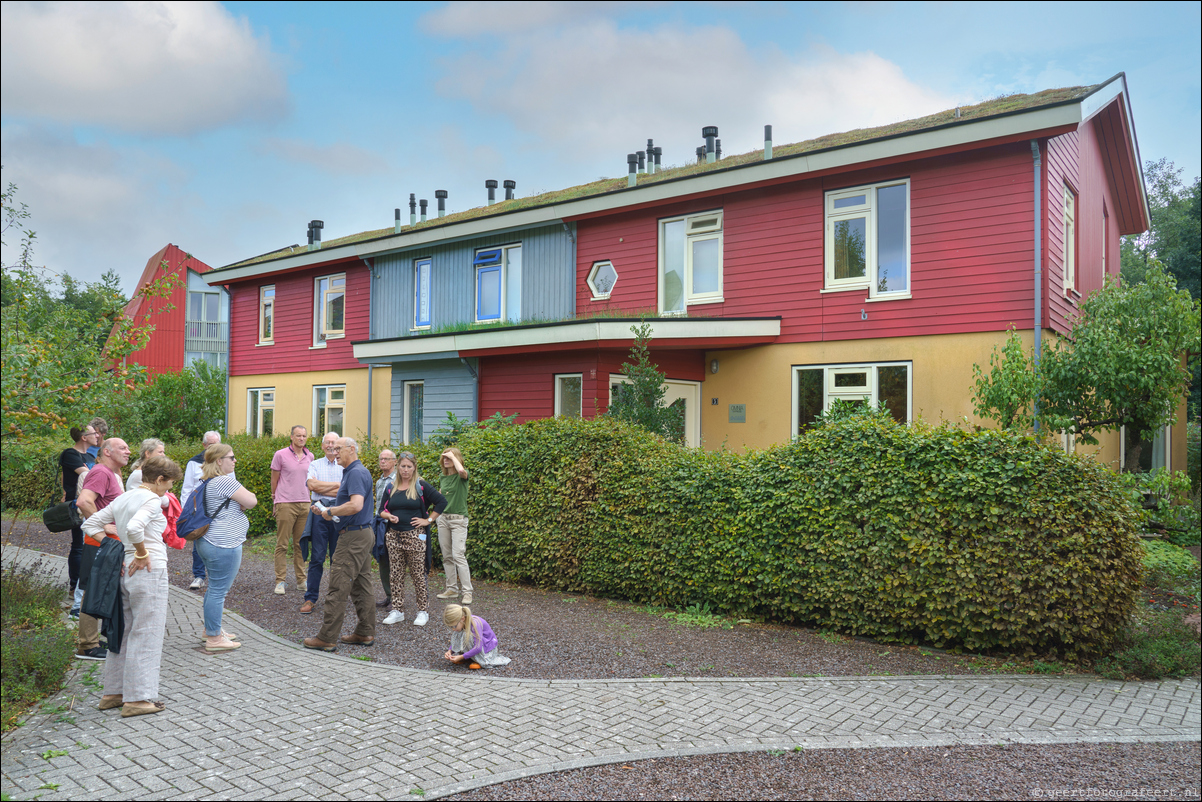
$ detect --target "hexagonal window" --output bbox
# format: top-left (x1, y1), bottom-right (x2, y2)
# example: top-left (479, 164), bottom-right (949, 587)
top-left (587, 260), bottom-right (618, 299)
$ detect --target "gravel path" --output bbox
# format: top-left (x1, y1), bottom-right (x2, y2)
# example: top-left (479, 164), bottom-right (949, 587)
top-left (5, 516), bottom-right (1198, 801)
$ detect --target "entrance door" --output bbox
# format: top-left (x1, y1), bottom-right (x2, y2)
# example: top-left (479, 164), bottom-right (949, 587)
top-left (608, 375), bottom-right (701, 447)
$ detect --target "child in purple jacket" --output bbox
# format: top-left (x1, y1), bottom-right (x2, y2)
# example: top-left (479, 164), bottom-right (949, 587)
top-left (443, 604), bottom-right (511, 669)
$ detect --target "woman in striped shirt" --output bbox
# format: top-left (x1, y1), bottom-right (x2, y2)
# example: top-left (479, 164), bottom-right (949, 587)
top-left (195, 443), bottom-right (258, 652)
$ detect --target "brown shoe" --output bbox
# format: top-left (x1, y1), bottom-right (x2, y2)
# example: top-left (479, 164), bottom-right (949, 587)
top-left (98, 695), bottom-right (123, 710)
top-left (299, 601), bottom-right (316, 614)
top-left (302, 637), bottom-right (336, 652)
top-left (340, 633), bottom-right (375, 646)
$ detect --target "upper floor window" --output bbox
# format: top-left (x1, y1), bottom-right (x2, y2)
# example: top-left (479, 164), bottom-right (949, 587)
top-left (659, 210), bottom-right (723, 314)
top-left (792, 362), bottom-right (911, 436)
top-left (414, 258), bottom-right (432, 329)
top-left (189, 290), bottom-right (220, 322)
top-left (314, 274), bottom-right (345, 345)
top-left (1062, 184), bottom-right (1077, 295)
top-left (259, 286), bottom-right (275, 344)
top-left (475, 245), bottom-right (522, 323)
top-left (824, 181), bottom-right (909, 296)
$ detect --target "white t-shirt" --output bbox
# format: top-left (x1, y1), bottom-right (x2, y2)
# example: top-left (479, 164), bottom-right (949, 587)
top-left (200, 474), bottom-right (249, 548)
top-left (82, 488), bottom-right (169, 569)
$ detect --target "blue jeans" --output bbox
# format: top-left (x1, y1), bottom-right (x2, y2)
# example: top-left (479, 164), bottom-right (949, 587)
top-left (304, 513), bottom-right (340, 603)
top-left (191, 541), bottom-right (206, 579)
top-left (196, 538), bottom-right (242, 637)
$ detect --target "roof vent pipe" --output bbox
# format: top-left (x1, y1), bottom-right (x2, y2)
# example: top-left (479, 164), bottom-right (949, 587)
top-left (702, 126), bottom-right (718, 163)
top-left (504, 179), bottom-right (516, 200)
top-left (646, 139), bottom-right (655, 173)
top-left (715, 139), bottom-right (722, 160)
top-left (394, 208), bottom-right (402, 234)
top-left (485, 179), bottom-right (498, 206)
top-left (637, 150), bottom-right (646, 174)
top-left (307, 220), bottom-right (324, 251)
top-left (409, 193), bottom-right (417, 226)
top-left (696, 145), bottom-right (705, 164)
top-left (435, 189), bottom-right (447, 218)
top-left (419, 199), bottom-right (428, 223)
top-left (626, 153), bottom-right (638, 187)
top-left (764, 125), bottom-right (773, 160)
top-left (653, 146), bottom-right (662, 172)
top-left (955, 107), bottom-right (961, 119)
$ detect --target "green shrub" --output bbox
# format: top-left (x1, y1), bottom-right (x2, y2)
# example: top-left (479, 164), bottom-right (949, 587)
top-left (1141, 540), bottom-right (1201, 602)
top-left (1119, 469), bottom-right (1202, 547)
top-left (0, 435), bottom-right (65, 512)
top-left (455, 414), bottom-right (1142, 657)
top-left (1, 560), bottom-right (76, 731)
top-left (1094, 608), bottom-right (1201, 680)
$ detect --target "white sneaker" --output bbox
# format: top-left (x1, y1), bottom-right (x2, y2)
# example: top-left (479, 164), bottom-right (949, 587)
top-left (274, 581), bottom-right (286, 595)
top-left (412, 611), bottom-right (429, 627)
top-left (189, 577), bottom-right (204, 590)
top-left (382, 610), bottom-right (404, 625)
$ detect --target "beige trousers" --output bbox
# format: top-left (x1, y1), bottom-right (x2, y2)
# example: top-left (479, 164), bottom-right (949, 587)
top-left (274, 501), bottom-right (309, 584)
top-left (436, 514), bottom-right (472, 594)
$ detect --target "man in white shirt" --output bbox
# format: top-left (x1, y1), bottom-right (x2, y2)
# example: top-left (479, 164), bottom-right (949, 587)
top-left (181, 431), bottom-right (226, 590)
top-left (300, 432), bottom-right (343, 614)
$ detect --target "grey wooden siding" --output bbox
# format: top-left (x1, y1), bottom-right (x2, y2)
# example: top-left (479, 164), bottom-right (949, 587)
top-left (388, 358), bottom-right (478, 444)
top-left (371, 223), bottom-right (576, 340)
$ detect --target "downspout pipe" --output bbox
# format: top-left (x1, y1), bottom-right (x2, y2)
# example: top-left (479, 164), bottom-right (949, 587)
top-left (1031, 139), bottom-right (1042, 432)
top-left (367, 364), bottom-right (373, 442)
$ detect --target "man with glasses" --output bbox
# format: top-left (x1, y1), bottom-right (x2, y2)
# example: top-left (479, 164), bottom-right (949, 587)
top-left (270, 425), bottom-right (313, 595)
top-left (300, 432), bottom-right (343, 614)
top-left (303, 437), bottom-right (376, 651)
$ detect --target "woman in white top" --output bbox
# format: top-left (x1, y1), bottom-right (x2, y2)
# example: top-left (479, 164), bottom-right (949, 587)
top-left (125, 438), bottom-right (166, 492)
top-left (83, 455), bottom-right (183, 717)
top-left (194, 443), bottom-right (257, 652)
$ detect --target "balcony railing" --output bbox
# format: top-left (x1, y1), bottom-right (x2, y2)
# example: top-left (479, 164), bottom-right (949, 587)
top-left (185, 320), bottom-right (229, 353)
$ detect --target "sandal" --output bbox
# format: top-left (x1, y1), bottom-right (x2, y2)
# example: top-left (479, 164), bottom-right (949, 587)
top-left (120, 701), bottom-right (165, 718)
top-left (98, 696), bottom-right (123, 710)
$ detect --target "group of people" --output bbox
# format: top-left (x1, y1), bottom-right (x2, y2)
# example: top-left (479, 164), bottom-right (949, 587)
top-left (59, 421), bottom-right (508, 717)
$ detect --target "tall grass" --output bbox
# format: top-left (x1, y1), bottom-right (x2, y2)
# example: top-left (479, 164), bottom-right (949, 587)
top-left (1, 560), bottom-right (75, 732)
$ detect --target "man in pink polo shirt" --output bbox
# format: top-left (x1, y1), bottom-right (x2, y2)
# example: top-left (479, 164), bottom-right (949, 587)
top-left (270, 425), bottom-right (314, 595)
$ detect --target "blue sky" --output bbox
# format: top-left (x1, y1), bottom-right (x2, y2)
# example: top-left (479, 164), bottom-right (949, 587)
top-left (2, 1), bottom-right (1199, 291)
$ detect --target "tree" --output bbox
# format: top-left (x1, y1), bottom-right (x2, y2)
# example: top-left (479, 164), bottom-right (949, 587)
top-left (972, 262), bottom-right (1200, 470)
top-left (1, 182), bottom-right (179, 440)
top-left (606, 322), bottom-right (684, 443)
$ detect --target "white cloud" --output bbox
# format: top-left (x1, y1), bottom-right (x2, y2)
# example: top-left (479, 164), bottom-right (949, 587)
top-left (428, 16), bottom-right (954, 163)
top-left (421, 1), bottom-right (641, 37)
top-left (258, 138), bottom-right (389, 176)
top-left (0, 1), bottom-right (288, 136)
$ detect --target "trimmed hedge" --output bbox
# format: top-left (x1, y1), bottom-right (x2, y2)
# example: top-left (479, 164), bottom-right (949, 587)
top-left (4, 417), bottom-right (1143, 655)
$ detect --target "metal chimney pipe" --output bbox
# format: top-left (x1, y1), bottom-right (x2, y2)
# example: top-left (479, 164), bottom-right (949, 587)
top-left (715, 139), bottom-right (722, 160)
top-left (696, 145), bottom-right (705, 163)
top-left (646, 139), bottom-right (655, 173)
top-left (764, 125), bottom-right (773, 160)
top-left (409, 193), bottom-right (417, 226)
top-left (653, 147), bottom-right (662, 172)
top-left (435, 189), bottom-right (447, 218)
top-left (420, 199), bottom-right (428, 223)
top-left (504, 179), bottom-right (516, 200)
top-left (637, 150), bottom-right (646, 174)
top-left (394, 208), bottom-right (402, 234)
top-left (703, 126), bottom-right (718, 164)
top-left (308, 220), bottom-right (324, 251)
top-left (485, 179), bottom-right (498, 205)
top-left (627, 153), bottom-right (638, 187)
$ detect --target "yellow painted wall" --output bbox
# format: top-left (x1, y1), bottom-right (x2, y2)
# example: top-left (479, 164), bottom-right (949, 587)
top-left (229, 366), bottom-right (392, 443)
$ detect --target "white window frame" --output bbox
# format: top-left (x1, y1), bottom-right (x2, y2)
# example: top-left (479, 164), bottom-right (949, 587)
top-left (586, 260), bottom-right (618, 300)
top-left (313, 273), bottom-right (346, 347)
top-left (791, 361), bottom-right (913, 437)
top-left (554, 373), bottom-right (584, 418)
top-left (473, 244), bottom-right (522, 323)
top-left (658, 209), bottom-right (724, 314)
top-left (403, 380), bottom-right (425, 444)
top-left (1062, 184), bottom-right (1077, 296)
top-left (313, 384), bottom-right (346, 436)
top-left (823, 180), bottom-right (911, 299)
top-left (258, 285), bottom-right (275, 345)
top-left (247, 388), bottom-right (275, 437)
top-left (413, 258), bottom-right (432, 330)
top-left (188, 289), bottom-right (221, 322)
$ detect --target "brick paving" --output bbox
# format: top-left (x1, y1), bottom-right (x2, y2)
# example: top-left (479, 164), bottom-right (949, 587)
top-left (3, 547), bottom-right (1199, 800)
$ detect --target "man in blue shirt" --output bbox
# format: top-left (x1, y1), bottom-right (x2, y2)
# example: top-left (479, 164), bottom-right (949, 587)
top-left (303, 437), bottom-right (377, 651)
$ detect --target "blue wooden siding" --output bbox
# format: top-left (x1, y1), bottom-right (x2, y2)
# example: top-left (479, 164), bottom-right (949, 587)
top-left (388, 358), bottom-right (478, 444)
top-left (371, 223), bottom-right (576, 340)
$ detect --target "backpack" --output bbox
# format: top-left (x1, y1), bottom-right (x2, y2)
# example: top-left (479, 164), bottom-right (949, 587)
top-left (176, 478), bottom-right (234, 542)
top-left (162, 491), bottom-right (185, 549)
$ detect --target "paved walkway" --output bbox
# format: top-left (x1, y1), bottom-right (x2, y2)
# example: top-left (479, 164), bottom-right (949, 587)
top-left (2, 547), bottom-right (1199, 800)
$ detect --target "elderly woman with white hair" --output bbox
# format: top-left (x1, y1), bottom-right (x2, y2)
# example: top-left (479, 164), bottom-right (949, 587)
top-left (126, 438), bottom-right (166, 491)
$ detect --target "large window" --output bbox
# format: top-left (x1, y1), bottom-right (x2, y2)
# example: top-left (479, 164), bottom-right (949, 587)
top-left (403, 381), bottom-right (424, 444)
top-left (554, 374), bottom-right (583, 419)
top-left (824, 181), bottom-right (909, 297)
top-left (314, 274), bottom-right (346, 345)
top-left (659, 210), bottom-right (723, 313)
top-left (1121, 424), bottom-right (1169, 473)
top-left (1062, 184), bottom-right (1077, 295)
top-left (792, 362), bottom-right (911, 435)
top-left (414, 258), bottom-right (432, 329)
top-left (313, 385), bottom-right (345, 436)
top-left (248, 388), bottom-right (275, 437)
top-left (189, 290), bottom-right (220, 324)
top-left (259, 286), bottom-right (275, 344)
top-left (474, 245), bottom-right (522, 323)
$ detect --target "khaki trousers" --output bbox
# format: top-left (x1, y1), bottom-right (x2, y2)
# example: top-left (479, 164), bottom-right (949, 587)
top-left (274, 501), bottom-right (309, 584)
top-left (316, 527), bottom-right (376, 643)
top-left (436, 514), bottom-right (472, 594)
